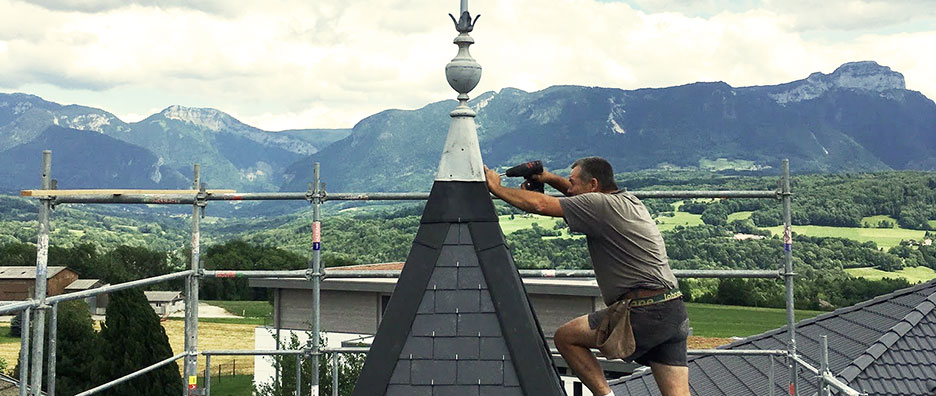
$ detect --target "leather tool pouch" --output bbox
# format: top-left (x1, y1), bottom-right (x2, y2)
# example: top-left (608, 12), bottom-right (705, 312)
top-left (595, 299), bottom-right (636, 359)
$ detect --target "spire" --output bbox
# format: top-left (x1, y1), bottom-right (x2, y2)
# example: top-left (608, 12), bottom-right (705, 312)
top-left (436, 0), bottom-right (484, 182)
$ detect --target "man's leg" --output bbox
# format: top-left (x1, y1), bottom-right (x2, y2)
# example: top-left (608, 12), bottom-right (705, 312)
top-left (554, 315), bottom-right (611, 396)
top-left (648, 361), bottom-right (690, 396)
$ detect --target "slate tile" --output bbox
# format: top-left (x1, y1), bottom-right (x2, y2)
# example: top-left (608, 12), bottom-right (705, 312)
top-left (433, 385), bottom-right (479, 396)
top-left (401, 336), bottom-right (434, 359)
top-left (504, 360), bottom-right (520, 386)
top-left (458, 313), bottom-right (502, 336)
top-left (429, 267), bottom-right (458, 289)
top-left (418, 290), bottom-right (435, 314)
top-left (435, 290), bottom-right (481, 313)
top-left (433, 336), bottom-right (480, 360)
top-left (436, 245), bottom-right (479, 267)
top-left (480, 385), bottom-right (524, 396)
top-left (480, 337), bottom-right (510, 360)
top-left (390, 360), bottom-right (410, 384)
top-left (458, 223), bottom-right (473, 244)
top-left (388, 384), bottom-right (433, 396)
top-left (457, 360), bottom-right (504, 385)
top-left (480, 292), bottom-right (495, 312)
top-left (457, 266), bottom-right (487, 289)
top-left (411, 360), bottom-right (456, 385)
top-left (412, 314), bottom-right (457, 337)
top-left (442, 224), bottom-right (460, 245)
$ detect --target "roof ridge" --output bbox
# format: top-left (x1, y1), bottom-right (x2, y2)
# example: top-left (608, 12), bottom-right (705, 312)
top-left (836, 286), bottom-right (936, 385)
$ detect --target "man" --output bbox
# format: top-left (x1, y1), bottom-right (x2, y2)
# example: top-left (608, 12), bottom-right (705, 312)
top-left (484, 157), bottom-right (690, 396)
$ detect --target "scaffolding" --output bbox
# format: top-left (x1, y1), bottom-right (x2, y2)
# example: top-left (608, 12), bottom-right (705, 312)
top-left (0, 152), bottom-right (866, 396)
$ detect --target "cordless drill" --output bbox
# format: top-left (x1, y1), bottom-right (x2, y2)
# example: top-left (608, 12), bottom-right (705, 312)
top-left (504, 160), bottom-right (545, 193)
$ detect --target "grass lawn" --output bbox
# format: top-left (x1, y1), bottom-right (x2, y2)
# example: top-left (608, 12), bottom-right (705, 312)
top-left (200, 374), bottom-right (253, 396)
top-left (686, 303), bottom-right (824, 338)
top-left (656, 211), bottom-right (703, 232)
top-left (497, 214), bottom-right (563, 234)
top-left (763, 224), bottom-right (925, 249)
top-left (845, 266), bottom-right (936, 283)
top-left (0, 325), bottom-right (17, 344)
top-left (204, 300), bottom-right (273, 319)
top-left (861, 215), bottom-right (897, 228)
top-left (727, 211), bottom-right (753, 222)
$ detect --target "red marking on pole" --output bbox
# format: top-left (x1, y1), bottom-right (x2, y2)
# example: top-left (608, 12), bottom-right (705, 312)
top-left (313, 221), bottom-right (321, 243)
top-left (789, 383), bottom-right (795, 395)
top-left (231, 195), bottom-right (243, 201)
top-left (216, 271), bottom-right (237, 278)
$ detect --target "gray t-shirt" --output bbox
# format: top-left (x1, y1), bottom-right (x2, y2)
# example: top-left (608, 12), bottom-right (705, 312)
top-left (559, 191), bottom-right (678, 306)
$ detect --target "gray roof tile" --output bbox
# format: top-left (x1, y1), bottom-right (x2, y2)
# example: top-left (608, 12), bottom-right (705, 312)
top-left (457, 360), bottom-right (504, 385)
top-left (613, 279), bottom-right (936, 396)
top-left (411, 360), bottom-right (456, 385)
top-left (433, 336), bottom-right (479, 360)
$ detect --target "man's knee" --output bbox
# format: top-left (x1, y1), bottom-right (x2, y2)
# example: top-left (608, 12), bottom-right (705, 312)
top-left (554, 316), bottom-right (592, 348)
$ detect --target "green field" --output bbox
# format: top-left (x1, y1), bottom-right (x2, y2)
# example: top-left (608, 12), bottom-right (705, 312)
top-left (727, 211), bottom-right (753, 222)
top-left (845, 266), bottom-right (936, 283)
top-left (199, 374), bottom-right (252, 396)
top-left (764, 225), bottom-right (925, 249)
top-left (686, 303), bottom-right (824, 338)
top-left (204, 300), bottom-right (273, 319)
top-left (497, 214), bottom-right (563, 234)
top-left (655, 211), bottom-right (704, 232)
top-left (861, 215), bottom-right (897, 228)
top-left (0, 325), bottom-right (16, 344)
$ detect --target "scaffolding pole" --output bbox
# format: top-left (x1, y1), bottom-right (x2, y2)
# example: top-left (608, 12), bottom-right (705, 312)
top-left (184, 165), bottom-right (203, 396)
top-left (48, 189), bottom-right (782, 205)
top-left (782, 159), bottom-right (798, 396)
top-left (28, 150), bottom-right (53, 396)
top-left (47, 302), bottom-right (57, 396)
top-left (18, 308), bottom-right (31, 396)
top-left (74, 353), bottom-right (187, 396)
top-left (323, 269), bottom-right (782, 279)
top-left (310, 162), bottom-right (323, 396)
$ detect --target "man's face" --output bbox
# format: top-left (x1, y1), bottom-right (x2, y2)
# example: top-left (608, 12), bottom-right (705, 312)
top-left (567, 167), bottom-right (596, 196)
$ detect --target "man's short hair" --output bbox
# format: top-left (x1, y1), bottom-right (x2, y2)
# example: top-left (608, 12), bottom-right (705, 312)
top-left (572, 157), bottom-right (619, 192)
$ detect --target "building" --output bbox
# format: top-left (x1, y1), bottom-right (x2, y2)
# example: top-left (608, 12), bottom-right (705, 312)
top-left (144, 291), bottom-right (184, 316)
top-left (249, 263), bottom-right (639, 393)
top-left (612, 279), bottom-right (936, 396)
top-left (0, 266), bottom-right (77, 301)
top-left (64, 279), bottom-right (108, 315)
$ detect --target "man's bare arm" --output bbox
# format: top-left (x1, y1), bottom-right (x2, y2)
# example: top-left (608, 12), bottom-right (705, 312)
top-left (534, 171), bottom-right (573, 196)
top-left (485, 166), bottom-right (564, 217)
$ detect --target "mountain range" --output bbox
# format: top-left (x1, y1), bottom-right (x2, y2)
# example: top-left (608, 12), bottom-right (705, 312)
top-left (2, 61), bottom-right (934, 195)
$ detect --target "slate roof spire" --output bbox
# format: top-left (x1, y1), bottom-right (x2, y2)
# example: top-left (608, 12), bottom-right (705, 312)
top-left (350, 2), bottom-right (566, 395)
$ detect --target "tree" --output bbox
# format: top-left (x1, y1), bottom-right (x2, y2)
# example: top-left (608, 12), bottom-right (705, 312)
top-left (97, 289), bottom-right (182, 396)
top-left (53, 300), bottom-right (102, 395)
top-left (13, 301), bottom-right (101, 395)
top-left (255, 332), bottom-right (365, 396)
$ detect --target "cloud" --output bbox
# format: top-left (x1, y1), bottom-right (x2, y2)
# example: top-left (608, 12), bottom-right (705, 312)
top-left (1, 0), bottom-right (934, 130)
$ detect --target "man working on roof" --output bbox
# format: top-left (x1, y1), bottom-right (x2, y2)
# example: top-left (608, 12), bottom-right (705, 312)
top-left (484, 157), bottom-right (690, 396)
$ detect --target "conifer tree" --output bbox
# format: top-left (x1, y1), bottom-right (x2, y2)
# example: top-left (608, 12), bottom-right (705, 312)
top-left (98, 289), bottom-right (182, 396)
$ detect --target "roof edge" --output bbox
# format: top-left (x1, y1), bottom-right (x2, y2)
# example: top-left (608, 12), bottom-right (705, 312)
top-left (836, 286), bottom-right (936, 384)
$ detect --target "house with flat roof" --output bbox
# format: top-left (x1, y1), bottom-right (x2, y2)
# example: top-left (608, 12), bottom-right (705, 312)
top-left (249, 262), bottom-right (639, 394)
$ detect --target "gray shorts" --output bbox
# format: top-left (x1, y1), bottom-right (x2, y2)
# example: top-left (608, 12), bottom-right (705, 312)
top-left (588, 297), bottom-right (689, 367)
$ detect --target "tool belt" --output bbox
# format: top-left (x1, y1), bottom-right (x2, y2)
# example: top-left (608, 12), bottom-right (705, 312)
top-left (595, 288), bottom-right (682, 359)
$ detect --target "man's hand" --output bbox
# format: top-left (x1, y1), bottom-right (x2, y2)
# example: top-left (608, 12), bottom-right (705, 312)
top-left (484, 165), bottom-right (502, 192)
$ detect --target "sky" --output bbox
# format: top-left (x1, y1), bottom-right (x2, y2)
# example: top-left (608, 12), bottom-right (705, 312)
top-left (0, 0), bottom-right (934, 130)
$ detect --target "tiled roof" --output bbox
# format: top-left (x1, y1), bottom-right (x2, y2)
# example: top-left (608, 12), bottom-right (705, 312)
top-left (352, 181), bottom-right (565, 395)
top-left (0, 266), bottom-right (68, 279)
top-left (612, 279), bottom-right (936, 396)
top-left (143, 291), bottom-right (183, 303)
top-left (64, 279), bottom-right (103, 290)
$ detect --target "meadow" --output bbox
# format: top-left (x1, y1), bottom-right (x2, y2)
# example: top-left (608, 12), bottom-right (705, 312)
top-left (844, 266), bottom-right (936, 283)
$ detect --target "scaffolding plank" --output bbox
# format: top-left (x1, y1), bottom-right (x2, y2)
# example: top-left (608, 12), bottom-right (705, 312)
top-left (21, 189), bottom-right (236, 197)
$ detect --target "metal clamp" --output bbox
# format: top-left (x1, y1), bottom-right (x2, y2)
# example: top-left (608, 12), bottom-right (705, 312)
top-left (195, 183), bottom-right (208, 218)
